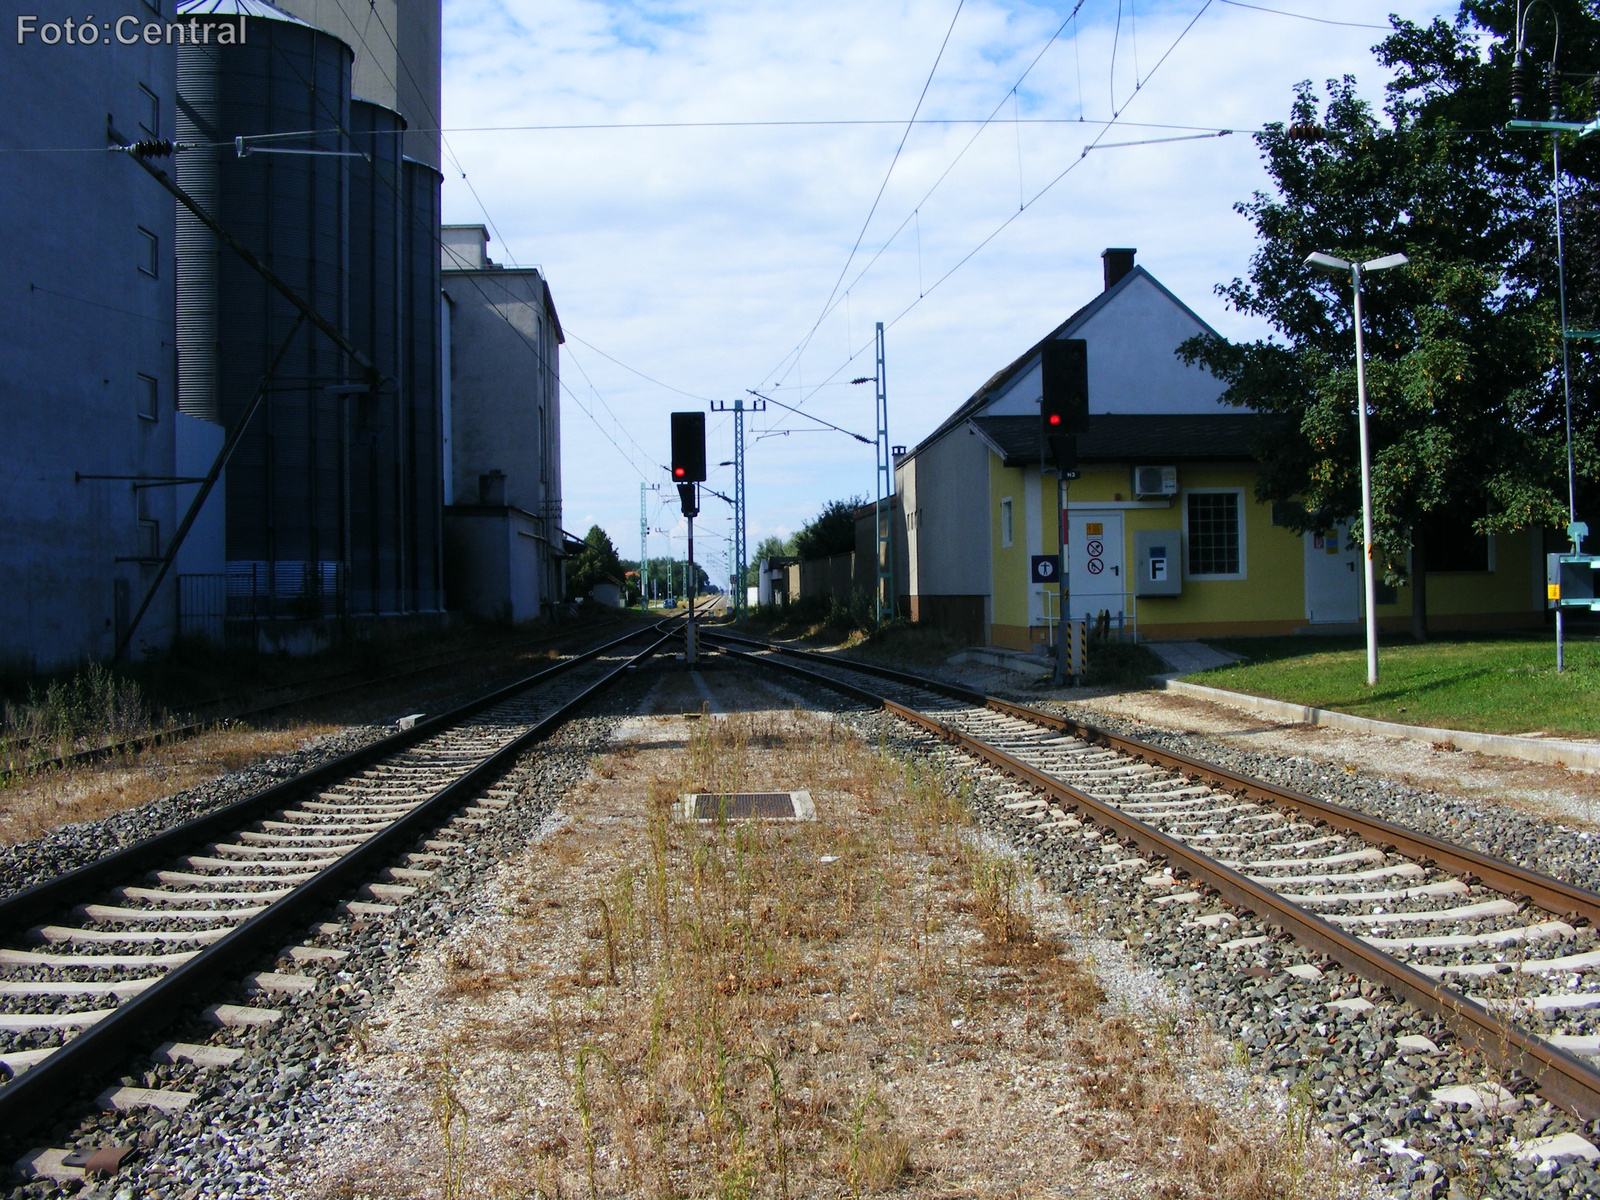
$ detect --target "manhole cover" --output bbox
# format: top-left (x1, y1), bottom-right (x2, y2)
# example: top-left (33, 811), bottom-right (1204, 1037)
top-left (681, 791), bottom-right (816, 821)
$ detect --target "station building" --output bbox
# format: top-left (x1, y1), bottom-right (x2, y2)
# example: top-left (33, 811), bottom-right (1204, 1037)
top-left (895, 249), bottom-right (1548, 650)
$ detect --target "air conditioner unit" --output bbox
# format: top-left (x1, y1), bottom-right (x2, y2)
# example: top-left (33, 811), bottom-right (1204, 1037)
top-left (1134, 465), bottom-right (1178, 497)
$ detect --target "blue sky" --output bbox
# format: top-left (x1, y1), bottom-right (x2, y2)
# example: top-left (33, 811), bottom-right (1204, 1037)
top-left (438, 0), bottom-right (1457, 582)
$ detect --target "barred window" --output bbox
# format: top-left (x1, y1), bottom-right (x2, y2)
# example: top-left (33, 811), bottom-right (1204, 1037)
top-left (1187, 492), bottom-right (1241, 576)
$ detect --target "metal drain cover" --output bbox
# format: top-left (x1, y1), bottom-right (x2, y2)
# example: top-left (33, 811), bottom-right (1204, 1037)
top-left (681, 791), bottom-right (816, 821)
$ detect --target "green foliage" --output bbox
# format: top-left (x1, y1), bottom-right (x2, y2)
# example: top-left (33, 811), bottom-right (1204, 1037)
top-left (568, 525), bottom-right (625, 599)
top-left (1180, 3), bottom-right (1600, 601)
top-left (791, 497), bottom-right (863, 561)
top-left (752, 534), bottom-right (791, 562)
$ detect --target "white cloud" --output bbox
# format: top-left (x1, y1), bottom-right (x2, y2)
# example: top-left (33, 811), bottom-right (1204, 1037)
top-left (441, 0), bottom-right (1457, 576)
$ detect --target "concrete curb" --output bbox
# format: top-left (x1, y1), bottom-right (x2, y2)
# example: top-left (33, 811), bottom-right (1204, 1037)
top-left (1154, 677), bottom-right (1600, 772)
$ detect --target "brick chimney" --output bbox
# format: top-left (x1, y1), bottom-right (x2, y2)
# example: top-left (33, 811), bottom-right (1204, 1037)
top-left (1102, 247), bottom-right (1136, 291)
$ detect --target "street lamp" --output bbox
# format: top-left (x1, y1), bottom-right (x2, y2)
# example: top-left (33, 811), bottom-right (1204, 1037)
top-left (1305, 249), bottom-right (1409, 687)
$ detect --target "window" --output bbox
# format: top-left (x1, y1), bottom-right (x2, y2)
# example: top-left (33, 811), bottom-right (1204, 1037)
top-left (1422, 508), bottom-right (1492, 573)
top-left (1000, 497), bottom-right (1014, 548)
top-left (137, 374), bottom-right (158, 421)
top-left (138, 84), bottom-right (159, 138)
top-left (137, 227), bottom-right (158, 277)
top-left (1186, 491), bottom-right (1243, 577)
top-left (137, 519), bottom-right (160, 560)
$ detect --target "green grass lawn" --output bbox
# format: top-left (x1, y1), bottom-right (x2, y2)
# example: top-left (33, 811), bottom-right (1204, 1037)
top-left (1194, 630), bottom-right (1600, 739)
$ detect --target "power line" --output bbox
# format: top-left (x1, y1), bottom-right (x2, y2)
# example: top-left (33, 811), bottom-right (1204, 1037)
top-left (759, 0), bottom-right (1091, 408)
top-left (563, 331), bottom-right (722, 403)
top-left (777, 0), bottom-right (966, 395)
top-left (778, 0), bottom-right (1221, 409)
top-left (1215, 0), bottom-right (1391, 30)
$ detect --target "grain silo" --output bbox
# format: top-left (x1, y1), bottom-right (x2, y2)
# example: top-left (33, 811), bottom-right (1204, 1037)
top-left (174, 0), bottom-right (444, 637)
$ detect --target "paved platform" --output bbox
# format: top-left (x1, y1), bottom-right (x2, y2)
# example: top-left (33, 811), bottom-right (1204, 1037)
top-left (1144, 641), bottom-right (1244, 676)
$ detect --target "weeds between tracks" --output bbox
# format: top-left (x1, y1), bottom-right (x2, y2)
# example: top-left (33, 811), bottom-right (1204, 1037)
top-left (310, 707), bottom-right (1348, 1199)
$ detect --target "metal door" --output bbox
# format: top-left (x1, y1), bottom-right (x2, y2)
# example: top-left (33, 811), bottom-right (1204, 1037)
top-left (1066, 510), bottom-right (1126, 624)
top-left (1304, 523), bottom-right (1360, 623)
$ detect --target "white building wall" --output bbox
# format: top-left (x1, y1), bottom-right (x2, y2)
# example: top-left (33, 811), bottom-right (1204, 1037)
top-left (984, 272), bottom-right (1227, 417)
top-left (902, 429), bottom-right (990, 597)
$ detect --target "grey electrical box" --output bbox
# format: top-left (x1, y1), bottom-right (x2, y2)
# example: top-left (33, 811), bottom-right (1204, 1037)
top-left (1135, 530), bottom-right (1182, 597)
top-left (1547, 553), bottom-right (1600, 609)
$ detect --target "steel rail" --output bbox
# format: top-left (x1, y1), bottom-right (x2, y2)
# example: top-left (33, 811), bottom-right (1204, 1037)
top-left (0, 629), bottom-right (674, 1137)
top-left (707, 635), bottom-right (1600, 1122)
top-left (0, 623), bottom-right (660, 941)
top-left (703, 629), bottom-right (1600, 926)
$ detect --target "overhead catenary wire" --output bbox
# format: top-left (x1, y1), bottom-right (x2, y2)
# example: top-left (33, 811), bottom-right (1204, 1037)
top-left (773, 0), bottom-right (967, 396)
top-left (758, 0), bottom-right (1093, 408)
top-left (774, 0), bottom-right (1221, 412)
top-left (1215, 0), bottom-right (1391, 30)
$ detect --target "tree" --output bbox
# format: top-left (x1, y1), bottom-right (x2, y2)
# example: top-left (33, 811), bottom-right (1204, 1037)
top-left (567, 525), bottom-right (624, 599)
top-left (792, 497), bottom-right (864, 561)
top-left (1180, 3), bottom-right (1600, 639)
top-left (753, 534), bottom-right (791, 562)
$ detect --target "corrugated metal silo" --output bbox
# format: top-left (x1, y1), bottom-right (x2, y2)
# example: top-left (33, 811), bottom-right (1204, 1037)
top-left (403, 157), bottom-right (445, 613)
top-left (348, 99), bottom-right (405, 615)
top-left (174, 0), bottom-right (353, 623)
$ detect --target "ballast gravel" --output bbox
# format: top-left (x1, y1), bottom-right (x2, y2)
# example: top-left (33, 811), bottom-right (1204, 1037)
top-left (3, 716), bottom-right (614, 1200)
top-left (0, 726), bottom-right (390, 904)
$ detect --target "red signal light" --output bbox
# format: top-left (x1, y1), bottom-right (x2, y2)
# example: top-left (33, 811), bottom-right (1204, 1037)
top-left (674, 467), bottom-right (685, 478)
top-left (1048, 413), bottom-right (1061, 426)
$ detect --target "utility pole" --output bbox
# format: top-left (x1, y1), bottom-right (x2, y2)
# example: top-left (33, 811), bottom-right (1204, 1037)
top-left (873, 322), bottom-right (896, 625)
top-left (715, 395), bottom-right (765, 618)
top-left (639, 483), bottom-right (659, 611)
top-left (1502, 29), bottom-right (1594, 670)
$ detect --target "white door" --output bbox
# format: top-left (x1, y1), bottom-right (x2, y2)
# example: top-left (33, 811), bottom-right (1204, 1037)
top-left (1304, 523), bottom-right (1360, 623)
top-left (1066, 510), bottom-right (1125, 625)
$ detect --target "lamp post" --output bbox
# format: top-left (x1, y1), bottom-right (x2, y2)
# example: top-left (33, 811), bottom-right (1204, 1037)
top-left (1305, 250), bottom-right (1409, 687)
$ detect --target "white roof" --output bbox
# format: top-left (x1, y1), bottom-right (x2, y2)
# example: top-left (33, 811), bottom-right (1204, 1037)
top-left (175, 0), bottom-right (316, 26)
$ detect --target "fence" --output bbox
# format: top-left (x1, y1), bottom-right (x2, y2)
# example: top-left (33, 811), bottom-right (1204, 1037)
top-left (177, 562), bottom-right (346, 645)
top-left (1044, 590), bottom-right (1139, 646)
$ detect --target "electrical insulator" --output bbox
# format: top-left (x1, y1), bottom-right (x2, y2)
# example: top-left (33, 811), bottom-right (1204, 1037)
top-left (130, 140), bottom-right (175, 158)
top-left (1549, 63), bottom-right (1562, 119)
top-left (1288, 124), bottom-right (1327, 142)
top-left (1511, 55), bottom-right (1526, 114)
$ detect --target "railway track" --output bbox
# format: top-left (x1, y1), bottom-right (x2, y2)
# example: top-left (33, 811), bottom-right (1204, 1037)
top-left (0, 621), bottom-right (676, 1145)
top-left (702, 627), bottom-right (1600, 1131)
top-left (7, 615), bottom-right (643, 777)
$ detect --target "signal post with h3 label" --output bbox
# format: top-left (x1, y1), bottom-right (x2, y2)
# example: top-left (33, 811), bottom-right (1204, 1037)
top-left (1041, 338), bottom-right (1088, 685)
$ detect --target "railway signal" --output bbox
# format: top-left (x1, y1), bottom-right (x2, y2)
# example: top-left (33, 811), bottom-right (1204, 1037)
top-left (1040, 338), bottom-right (1088, 435)
top-left (670, 412), bottom-right (705, 664)
top-left (1040, 338), bottom-right (1087, 685)
top-left (670, 411), bottom-right (706, 483)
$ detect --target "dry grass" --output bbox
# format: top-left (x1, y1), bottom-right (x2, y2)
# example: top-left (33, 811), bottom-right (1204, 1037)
top-left (0, 723), bottom-right (337, 846)
top-left (295, 702), bottom-right (1351, 1200)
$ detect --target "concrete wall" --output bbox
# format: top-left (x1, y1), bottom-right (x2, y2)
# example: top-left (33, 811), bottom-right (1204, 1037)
top-left (442, 226), bottom-right (564, 619)
top-left (898, 426), bottom-right (991, 597)
top-left (0, 9), bottom-right (178, 671)
top-left (443, 506), bottom-right (548, 623)
top-left (274, 0), bottom-right (441, 170)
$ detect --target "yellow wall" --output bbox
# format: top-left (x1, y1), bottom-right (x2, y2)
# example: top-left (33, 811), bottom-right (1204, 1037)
top-left (988, 454), bottom-right (1030, 635)
top-left (1134, 466), bottom-right (1304, 637)
top-left (1373, 529), bottom-right (1540, 629)
top-left (981, 458), bottom-right (1541, 644)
